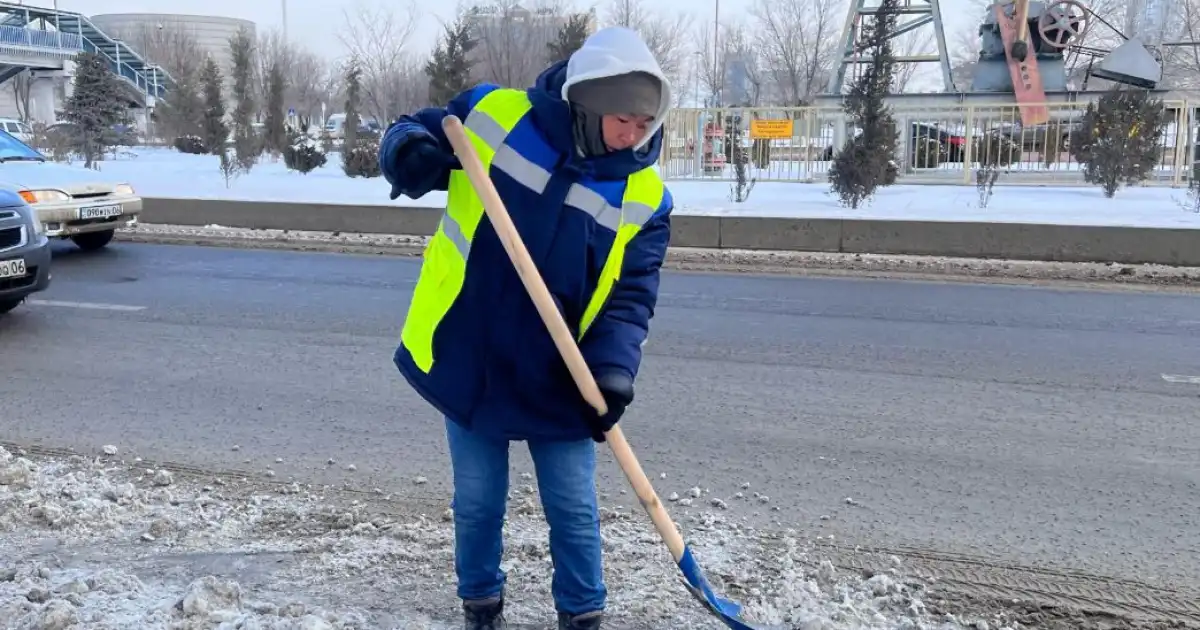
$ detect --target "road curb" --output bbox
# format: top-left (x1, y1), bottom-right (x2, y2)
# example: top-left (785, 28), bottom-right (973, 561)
top-left (139, 197), bottom-right (1200, 267)
top-left (117, 226), bottom-right (1200, 289)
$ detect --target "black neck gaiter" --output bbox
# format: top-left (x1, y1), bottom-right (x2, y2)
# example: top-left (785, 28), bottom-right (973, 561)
top-left (571, 106), bottom-right (608, 158)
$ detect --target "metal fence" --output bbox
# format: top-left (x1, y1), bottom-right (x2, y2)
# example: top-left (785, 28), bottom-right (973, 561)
top-left (660, 102), bottom-right (1197, 186)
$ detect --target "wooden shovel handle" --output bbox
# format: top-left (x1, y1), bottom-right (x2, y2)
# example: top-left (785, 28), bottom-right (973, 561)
top-left (440, 115), bottom-right (688, 562)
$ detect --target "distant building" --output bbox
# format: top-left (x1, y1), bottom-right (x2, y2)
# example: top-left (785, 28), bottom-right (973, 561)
top-left (722, 51), bottom-right (755, 106)
top-left (89, 13), bottom-right (257, 96)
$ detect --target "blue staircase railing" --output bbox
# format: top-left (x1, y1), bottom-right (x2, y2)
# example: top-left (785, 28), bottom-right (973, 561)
top-left (0, 1), bottom-right (172, 103)
top-left (77, 37), bottom-right (168, 100)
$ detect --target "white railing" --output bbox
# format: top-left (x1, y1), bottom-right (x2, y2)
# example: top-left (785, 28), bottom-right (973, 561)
top-left (662, 101), bottom-right (1198, 187)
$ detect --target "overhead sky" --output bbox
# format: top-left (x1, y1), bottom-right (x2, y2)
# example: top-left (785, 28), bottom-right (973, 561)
top-left (28, 0), bottom-right (981, 63)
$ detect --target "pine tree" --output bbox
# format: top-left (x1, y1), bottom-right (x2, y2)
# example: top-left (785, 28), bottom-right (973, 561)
top-left (62, 51), bottom-right (129, 169)
top-left (1070, 87), bottom-right (1169, 198)
top-left (263, 60), bottom-right (287, 155)
top-left (228, 25), bottom-right (258, 171)
top-left (284, 122), bottom-right (327, 174)
top-left (547, 12), bottom-right (592, 64)
top-left (341, 57), bottom-right (364, 175)
top-left (828, 0), bottom-right (900, 209)
top-left (159, 53), bottom-right (204, 146)
top-left (199, 56), bottom-right (227, 155)
top-left (425, 16), bottom-right (477, 106)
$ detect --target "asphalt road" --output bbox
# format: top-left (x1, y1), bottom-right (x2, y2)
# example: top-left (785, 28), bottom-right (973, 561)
top-left (2, 242), bottom-right (1199, 588)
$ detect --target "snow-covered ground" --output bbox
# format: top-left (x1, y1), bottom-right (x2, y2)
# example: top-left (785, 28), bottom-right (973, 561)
top-left (0, 444), bottom-right (1032, 630)
top-left (83, 147), bottom-right (1200, 229)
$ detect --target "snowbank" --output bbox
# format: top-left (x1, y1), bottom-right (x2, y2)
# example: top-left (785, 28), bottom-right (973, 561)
top-left (0, 445), bottom-right (1018, 629)
top-left (86, 147), bottom-right (1200, 229)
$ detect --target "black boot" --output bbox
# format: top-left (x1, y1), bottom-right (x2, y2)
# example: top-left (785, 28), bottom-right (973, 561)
top-left (463, 595), bottom-right (507, 630)
top-left (558, 610), bottom-right (603, 630)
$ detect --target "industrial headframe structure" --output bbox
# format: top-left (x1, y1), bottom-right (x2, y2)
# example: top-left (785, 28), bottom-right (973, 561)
top-left (827, 0), bottom-right (1180, 125)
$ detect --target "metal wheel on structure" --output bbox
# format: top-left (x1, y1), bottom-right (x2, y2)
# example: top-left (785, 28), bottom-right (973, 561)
top-left (1038, 0), bottom-right (1091, 49)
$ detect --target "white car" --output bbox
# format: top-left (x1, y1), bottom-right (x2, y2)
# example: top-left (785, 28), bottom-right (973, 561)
top-left (0, 129), bottom-right (141, 251)
top-left (0, 118), bottom-right (33, 144)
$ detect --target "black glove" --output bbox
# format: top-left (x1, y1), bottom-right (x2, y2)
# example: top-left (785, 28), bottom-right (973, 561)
top-left (402, 138), bottom-right (456, 197)
top-left (588, 372), bottom-right (634, 443)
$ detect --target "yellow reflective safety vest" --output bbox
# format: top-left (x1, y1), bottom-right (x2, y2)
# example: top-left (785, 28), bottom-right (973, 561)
top-left (400, 87), bottom-right (666, 375)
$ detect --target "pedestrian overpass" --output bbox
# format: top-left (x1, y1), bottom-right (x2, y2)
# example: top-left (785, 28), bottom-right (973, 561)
top-left (0, 1), bottom-right (172, 123)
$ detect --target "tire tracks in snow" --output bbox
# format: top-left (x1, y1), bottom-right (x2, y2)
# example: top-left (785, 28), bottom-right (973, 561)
top-left (822, 542), bottom-right (1200, 626)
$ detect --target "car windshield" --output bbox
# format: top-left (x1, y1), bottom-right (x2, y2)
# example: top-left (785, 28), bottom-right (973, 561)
top-left (0, 130), bottom-right (44, 161)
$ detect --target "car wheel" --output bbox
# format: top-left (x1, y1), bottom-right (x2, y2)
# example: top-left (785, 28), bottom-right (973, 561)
top-left (0, 297), bottom-right (22, 315)
top-left (71, 229), bottom-right (115, 251)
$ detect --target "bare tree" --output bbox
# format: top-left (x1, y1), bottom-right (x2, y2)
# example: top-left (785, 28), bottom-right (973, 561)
top-left (603, 0), bottom-right (693, 90)
top-left (731, 28), bottom-right (767, 106)
top-left (724, 22), bottom-right (767, 106)
top-left (890, 30), bottom-right (934, 91)
top-left (246, 31), bottom-right (325, 124)
top-left (316, 64), bottom-right (344, 123)
top-left (676, 52), bottom-right (701, 107)
top-left (749, 0), bottom-right (844, 105)
top-left (10, 71), bottom-right (31, 120)
top-left (289, 49), bottom-right (329, 123)
top-left (694, 22), bottom-right (723, 105)
top-left (693, 21), bottom-right (766, 107)
top-left (394, 54), bottom-right (432, 117)
top-left (255, 29), bottom-right (291, 120)
top-left (337, 0), bottom-right (424, 124)
top-left (1137, 0), bottom-right (1200, 89)
top-left (1062, 0), bottom-right (1127, 88)
top-left (117, 23), bottom-right (206, 140)
top-left (948, 25), bottom-right (981, 92)
top-left (461, 0), bottom-right (570, 89)
top-left (121, 23), bottom-right (204, 83)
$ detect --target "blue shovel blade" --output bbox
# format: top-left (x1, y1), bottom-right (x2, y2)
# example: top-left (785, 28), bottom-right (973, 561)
top-left (677, 545), bottom-right (782, 630)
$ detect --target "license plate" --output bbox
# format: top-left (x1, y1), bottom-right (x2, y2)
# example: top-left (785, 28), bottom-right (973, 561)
top-left (0, 258), bottom-right (26, 279)
top-left (79, 204), bottom-right (123, 220)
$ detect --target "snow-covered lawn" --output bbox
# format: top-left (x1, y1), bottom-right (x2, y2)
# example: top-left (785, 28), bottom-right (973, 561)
top-left (0, 444), bottom-right (1025, 630)
top-left (83, 147), bottom-right (1200, 229)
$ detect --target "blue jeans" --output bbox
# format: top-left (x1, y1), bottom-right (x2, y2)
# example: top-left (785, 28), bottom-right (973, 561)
top-left (445, 417), bottom-right (606, 615)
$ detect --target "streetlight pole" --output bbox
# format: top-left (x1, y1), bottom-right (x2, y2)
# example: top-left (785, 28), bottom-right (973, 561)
top-left (712, 0), bottom-right (720, 107)
top-left (282, 0), bottom-right (288, 43)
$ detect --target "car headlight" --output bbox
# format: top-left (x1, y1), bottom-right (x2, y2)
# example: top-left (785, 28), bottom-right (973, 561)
top-left (18, 189), bottom-right (69, 204)
top-left (113, 183), bottom-right (135, 196)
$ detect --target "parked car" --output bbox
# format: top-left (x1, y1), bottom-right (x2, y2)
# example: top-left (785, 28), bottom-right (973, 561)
top-left (822, 122), bottom-right (966, 166)
top-left (0, 189), bottom-right (51, 315)
top-left (911, 122), bottom-right (966, 165)
top-left (0, 129), bottom-right (141, 251)
top-left (0, 117), bottom-right (33, 144)
top-left (41, 121), bottom-right (140, 149)
top-left (324, 113), bottom-right (381, 140)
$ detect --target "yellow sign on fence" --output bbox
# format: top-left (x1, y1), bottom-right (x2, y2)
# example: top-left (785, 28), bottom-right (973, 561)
top-left (749, 119), bottom-right (794, 139)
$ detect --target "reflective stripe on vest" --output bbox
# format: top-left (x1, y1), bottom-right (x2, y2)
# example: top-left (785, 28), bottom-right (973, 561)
top-left (401, 88), bottom-right (665, 373)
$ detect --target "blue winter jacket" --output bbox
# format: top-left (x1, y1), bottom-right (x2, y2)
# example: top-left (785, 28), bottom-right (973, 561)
top-left (378, 60), bottom-right (674, 442)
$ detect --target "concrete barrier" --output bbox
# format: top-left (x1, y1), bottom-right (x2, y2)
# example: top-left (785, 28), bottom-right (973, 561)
top-left (141, 197), bottom-right (444, 236)
top-left (837, 220), bottom-right (1200, 266)
top-left (140, 197), bottom-right (1200, 266)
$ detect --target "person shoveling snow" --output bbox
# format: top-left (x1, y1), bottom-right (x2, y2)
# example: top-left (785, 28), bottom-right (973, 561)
top-left (378, 25), bottom-right (673, 630)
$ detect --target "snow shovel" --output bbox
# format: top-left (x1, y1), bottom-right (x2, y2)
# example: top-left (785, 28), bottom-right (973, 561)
top-left (441, 115), bottom-right (771, 630)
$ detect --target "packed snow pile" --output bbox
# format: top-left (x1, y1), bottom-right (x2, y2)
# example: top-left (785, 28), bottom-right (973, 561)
top-left (0, 445), bottom-right (1022, 629)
